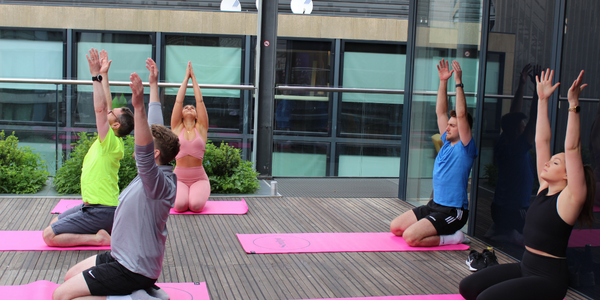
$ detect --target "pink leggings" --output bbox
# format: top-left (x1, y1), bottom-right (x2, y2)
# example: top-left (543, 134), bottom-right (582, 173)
top-left (173, 166), bottom-right (211, 212)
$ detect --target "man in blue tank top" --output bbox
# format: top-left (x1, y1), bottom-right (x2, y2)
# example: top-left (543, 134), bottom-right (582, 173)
top-left (390, 59), bottom-right (478, 247)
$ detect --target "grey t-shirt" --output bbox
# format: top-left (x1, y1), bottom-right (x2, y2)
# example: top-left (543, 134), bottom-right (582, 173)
top-left (110, 142), bottom-right (177, 279)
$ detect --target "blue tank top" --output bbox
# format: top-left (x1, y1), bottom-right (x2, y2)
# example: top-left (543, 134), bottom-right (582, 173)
top-left (432, 132), bottom-right (478, 209)
top-left (523, 188), bottom-right (574, 257)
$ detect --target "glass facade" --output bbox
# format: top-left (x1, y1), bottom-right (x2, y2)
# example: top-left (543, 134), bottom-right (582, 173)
top-left (271, 39), bottom-right (407, 177)
top-left (470, 1), bottom-right (600, 298)
top-left (474, 0), bottom-right (557, 256)
top-left (0, 29), bottom-right (66, 175)
top-left (405, 0), bottom-right (483, 205)
top-left (555, 1), bottom-right (600, 296)
top-left (1, 2), bottom-right (599, 296)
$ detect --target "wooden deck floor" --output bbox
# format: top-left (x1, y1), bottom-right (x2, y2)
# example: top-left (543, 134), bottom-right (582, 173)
top-left (0, 196), bottom-right (590, 300)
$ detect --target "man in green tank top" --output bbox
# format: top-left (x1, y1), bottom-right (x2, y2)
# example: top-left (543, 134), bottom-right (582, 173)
top-left (42, 48), bottom-right (134, 247)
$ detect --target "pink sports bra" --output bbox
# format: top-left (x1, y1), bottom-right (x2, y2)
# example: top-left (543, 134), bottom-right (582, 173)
top-left (175, 128), bottom-right (206, 161)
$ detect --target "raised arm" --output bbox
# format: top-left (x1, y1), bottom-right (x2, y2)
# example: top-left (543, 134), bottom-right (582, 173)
top-left (535, 69), bottom-right (560, 192)
top-left (146, 58), bottom-right (164, 126)
top-left (171, 61), bottom-right (191, 131)
top-left (86, 48), bottom-right (110, 141)
top-left (189, 63), bottom-right (209, 141)
top-left (511, 64), bottom-right (532, 113)
top-left (436, 59), bottom-right (453, 135)
top-left (523, 65), bottom-right (541, 144)
top-left (452, 60), bottom-right (472, 146)
top-left (562, 71), bottom-right (588, 205)
top-left (131, 72), bottom-right (175, 200)
top-left (98, 50), bottom-right (113, 110)
top-left (130, 73), bottom-right (151, 146)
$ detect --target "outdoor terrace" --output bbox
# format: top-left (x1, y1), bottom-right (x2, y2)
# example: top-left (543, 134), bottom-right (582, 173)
top-left (0, 178), bottom-right (591, 299)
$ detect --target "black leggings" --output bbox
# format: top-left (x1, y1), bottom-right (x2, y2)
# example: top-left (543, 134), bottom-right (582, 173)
top-left (459, 250), bottom-right (569, 300)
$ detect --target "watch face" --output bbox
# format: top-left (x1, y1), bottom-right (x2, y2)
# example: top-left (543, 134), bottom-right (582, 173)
top-left (97, 74), bottom-right (102, 82)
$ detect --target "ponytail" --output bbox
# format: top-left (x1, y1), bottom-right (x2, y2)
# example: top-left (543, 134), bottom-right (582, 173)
top-left (578, 165), bottom-right (596, 228)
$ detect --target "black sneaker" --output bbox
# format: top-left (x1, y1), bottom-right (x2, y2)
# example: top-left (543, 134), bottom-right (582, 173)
top-left (466, 250), bottom-right (486, 272)
top-left (482, 248), bottom-right (499, 268)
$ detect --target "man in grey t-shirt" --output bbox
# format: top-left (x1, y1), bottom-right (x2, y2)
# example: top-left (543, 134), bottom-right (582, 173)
top-left (53, 72), bottom-right (180, 299)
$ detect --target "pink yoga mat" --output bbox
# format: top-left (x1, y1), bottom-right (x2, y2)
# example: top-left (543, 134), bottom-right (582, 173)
top-left (568, 229), bottom-right (600, 247)
top-left (236, 232), bottom-right (470, 254)
top-left (0, 231), bottom-right (110, 251)
top-left (297, 295), bottom-right (463, 300)
top-left (0, 280), bottom-right (210, 300)
top-left (52, 199), bottom-right (248, 215)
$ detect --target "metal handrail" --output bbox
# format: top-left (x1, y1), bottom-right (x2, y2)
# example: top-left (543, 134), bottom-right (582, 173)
top-left (0, 78), bottom-right (256, 90)
top-left (276, 85), bottom-right (405, 94)
top-left (1, 78), bottom-right (598, 101)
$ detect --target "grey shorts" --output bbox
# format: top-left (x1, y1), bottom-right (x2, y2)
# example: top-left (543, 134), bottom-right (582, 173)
top-left (51, 204), bottom-right (116, 235)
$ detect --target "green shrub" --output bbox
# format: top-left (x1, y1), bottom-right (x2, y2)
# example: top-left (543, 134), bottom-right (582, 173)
top-left (0, 131), bottom-right (49, 194)
top-left (118, 135), bottom-right (138, 191)
top-left (54, 132), bottom-right (137, 194)
top-left (203, 142), bottom-right (260, 194)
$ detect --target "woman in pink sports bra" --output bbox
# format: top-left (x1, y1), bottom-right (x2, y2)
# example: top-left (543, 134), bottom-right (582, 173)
top-left (170, 61), bottom-right (211, 212)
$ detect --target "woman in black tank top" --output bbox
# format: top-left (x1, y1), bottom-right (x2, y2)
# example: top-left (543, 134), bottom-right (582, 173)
top-left (459, 70), bottom-right (596, 300)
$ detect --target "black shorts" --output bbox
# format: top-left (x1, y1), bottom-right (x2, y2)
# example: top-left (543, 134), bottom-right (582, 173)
top-left (413, 199), bottom-right (468, 235)
top-left (82, 252), bottom-right (156, 296)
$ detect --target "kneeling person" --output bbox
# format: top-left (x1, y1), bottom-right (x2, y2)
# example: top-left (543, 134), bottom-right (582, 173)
top-left (43, 49), bottom-right (134, 247)
top-left (390, 60), bottom-right (477, 247)
top-left (52, 73), bottom-right (180, 300)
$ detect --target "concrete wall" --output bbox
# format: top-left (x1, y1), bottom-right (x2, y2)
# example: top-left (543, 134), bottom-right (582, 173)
top-left (0, 4), bottom-right (409, 42)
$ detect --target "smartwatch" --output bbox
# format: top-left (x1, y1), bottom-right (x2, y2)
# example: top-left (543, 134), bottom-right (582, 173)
top-left (455, 83), bottom-right (464, 89)
top-left (568, 105), bottom-right (580, 113)
top-left (92, 74), bottom-right (103, 82)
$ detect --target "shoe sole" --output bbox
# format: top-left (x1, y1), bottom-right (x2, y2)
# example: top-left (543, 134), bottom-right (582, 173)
top-left (465, 259), bottom-right (480, 272)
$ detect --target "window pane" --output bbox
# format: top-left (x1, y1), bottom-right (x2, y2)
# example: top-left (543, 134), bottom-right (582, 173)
top-left (74, 32), bottom-right (153, 126)
top-left (0, 30), bottom-right (64, 125)
top-left (76, 32), bottom-right (153, 94)
top-left (163, 35), bottom-right (244, 131)
top-left (473, 0), bottom-right (557, 262)
top-left (405, 0), bottom-right (483, 207)
top-left (340, 44), bottom-right (405, 137)
top-left (164, 45), bottom-right (242, 98)
top-left (337, 144), bottom-right (400, 177)
top-left (0, 40), bottom-right (63, 91)
top-left (274, 40), bottom-right (332, 134)
top-left (273, 141), bottom-right (328, 176)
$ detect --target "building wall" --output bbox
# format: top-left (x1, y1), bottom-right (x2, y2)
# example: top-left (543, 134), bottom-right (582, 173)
top-left (0, 4), bottom-right (409, 41)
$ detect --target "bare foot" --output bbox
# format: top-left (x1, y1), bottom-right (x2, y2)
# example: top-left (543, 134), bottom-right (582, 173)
top-left (96, 229), bottom-right (111, 246)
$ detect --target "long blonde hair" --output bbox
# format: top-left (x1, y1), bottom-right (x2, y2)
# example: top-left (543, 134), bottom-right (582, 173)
top-left (578, 165), bottom-right (596, 228)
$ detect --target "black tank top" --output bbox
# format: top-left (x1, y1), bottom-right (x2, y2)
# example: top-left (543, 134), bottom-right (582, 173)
top-left (523, 188), bottom-right (574, 257)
